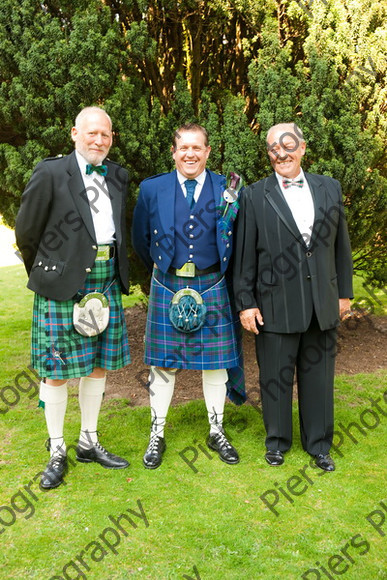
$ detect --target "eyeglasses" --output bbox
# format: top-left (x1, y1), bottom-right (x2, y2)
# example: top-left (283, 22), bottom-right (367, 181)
top-left (175, 146), bottom-right (207, 153)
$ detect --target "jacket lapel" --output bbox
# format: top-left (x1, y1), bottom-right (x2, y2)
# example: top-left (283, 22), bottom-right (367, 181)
top-left (264, 173), bottom-right (306, 246)
top-left (67, 151), bottom-right (96, 241)
top-left (305, 173), bottom-right (328, 249)
top-left (157, 170), bottom-right (177, 236)
top-left (106, 161), bottom-right (123, 245)
top-left (208, 170), bottom-right (227, 241)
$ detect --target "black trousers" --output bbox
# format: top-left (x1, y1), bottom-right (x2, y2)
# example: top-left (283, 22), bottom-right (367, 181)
top-left (255, 314), bottom-right (337, 455)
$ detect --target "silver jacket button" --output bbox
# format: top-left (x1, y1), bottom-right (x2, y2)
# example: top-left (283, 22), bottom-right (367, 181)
top-left (85, 267), bottom-right (92, 272)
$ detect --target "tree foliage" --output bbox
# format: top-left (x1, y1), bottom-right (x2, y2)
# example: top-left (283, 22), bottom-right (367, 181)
top-left (0, 0), bottom-right (385, 285)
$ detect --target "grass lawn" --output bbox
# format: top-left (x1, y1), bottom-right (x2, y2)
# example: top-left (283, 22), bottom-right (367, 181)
top-left (0, 266), bottom-right (386, 579)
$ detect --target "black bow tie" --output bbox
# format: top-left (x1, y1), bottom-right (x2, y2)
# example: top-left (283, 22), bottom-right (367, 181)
top-left (86, 164), bottom-right (108, 176)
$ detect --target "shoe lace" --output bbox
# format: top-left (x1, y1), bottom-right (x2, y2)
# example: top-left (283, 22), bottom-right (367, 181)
top-left (94, 442), bottom-right (109, 455)
top-left (216, 430), bottom-right (233, 449)
top-left (48, 454), bottom-right (65, 469)
top-left (79, 430), bottom-right (100, 450)
top-left (45, 437), bottom-right (66, 457)
top-left (147, 434), bottom-right (161, 454)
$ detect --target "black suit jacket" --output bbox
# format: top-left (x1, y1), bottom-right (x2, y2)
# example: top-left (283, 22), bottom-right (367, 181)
top-left (15, 151), bottom-right (129, 301)
top-left (233, 172), bottom-right (353, 332)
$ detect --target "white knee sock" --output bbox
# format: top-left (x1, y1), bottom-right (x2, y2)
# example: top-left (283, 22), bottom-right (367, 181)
top-left (149, 366), bottom-right (176, 438)
top-left (202, 369), bottom-right (228, 435)
top-left (39, 381), bottom-right (68, 457)
top-left (78, 376), bottom-right (106, 448)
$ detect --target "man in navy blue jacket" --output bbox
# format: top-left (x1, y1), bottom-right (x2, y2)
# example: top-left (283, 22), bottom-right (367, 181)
top-left (132, 123), bottom-right (244, 469)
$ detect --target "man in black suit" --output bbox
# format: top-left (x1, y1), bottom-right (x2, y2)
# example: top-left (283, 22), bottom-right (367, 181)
top-left (233, 122), bottom-right (353, 471)
top-left (16, 107), bottom-right (131, 489)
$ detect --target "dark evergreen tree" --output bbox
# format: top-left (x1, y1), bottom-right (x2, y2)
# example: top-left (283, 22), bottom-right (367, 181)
top-left (0, 0), bottom-right (385, 284)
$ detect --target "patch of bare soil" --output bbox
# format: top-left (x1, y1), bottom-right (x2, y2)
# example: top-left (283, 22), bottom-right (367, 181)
top-left (105, 306), bottom-right (387, 406)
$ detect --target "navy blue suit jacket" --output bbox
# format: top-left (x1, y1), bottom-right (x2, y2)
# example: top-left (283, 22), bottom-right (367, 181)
top-left (132, 170), bottom-right (235, 273)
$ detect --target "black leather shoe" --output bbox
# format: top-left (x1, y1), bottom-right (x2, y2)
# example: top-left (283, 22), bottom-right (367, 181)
top-left (265, 449), bottom-right (284, 466)
top-left (207, 430), bottom-right (240, 464)
top-left (314, 453), bottom-right (335, 472)
top-left (76, 442), bottom-right (129, 469)
top-left (40, 454), bottom-right (68, 490)
top-left (143, 434), bottom-right (166, 469)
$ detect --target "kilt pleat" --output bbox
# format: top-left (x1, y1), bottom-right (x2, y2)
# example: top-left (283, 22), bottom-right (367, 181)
top-left (31, 258), bottom-right (130, 379)
top-left (144, 267), bottom-right (239, 370)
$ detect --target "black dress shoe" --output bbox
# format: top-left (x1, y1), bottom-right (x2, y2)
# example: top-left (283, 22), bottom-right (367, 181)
top-left (314, 453), bottom-right (335, 472)
top-left (143, 434), bottom-right (166, 469)
top-left (265, 449), bottom-right (284, 466)
top-left (76, 442), bottom-right (129, 469)
top-left (40, 454), bottom-right (68, 490)
top-left (207, 430), bottom-right (240, 464)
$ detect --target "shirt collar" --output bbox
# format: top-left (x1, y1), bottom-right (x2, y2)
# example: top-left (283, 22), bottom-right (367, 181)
top-left (176, 169), bottom-right (207, 187)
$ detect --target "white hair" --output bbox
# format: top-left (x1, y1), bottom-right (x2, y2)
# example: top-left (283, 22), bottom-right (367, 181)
top-left (74, 107), bottom-right (112, 130)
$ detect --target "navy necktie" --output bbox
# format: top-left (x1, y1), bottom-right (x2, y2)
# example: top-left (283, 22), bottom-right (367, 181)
top-left (185, 179), bottom-right (197, 209)
top-left (86, 164), bottom-right (108, 176)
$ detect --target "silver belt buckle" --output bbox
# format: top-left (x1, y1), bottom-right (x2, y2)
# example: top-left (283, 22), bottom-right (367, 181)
top-left (175, 262), bottom-right (196, 277)
top-left (95, 245), bottom-right (110, 261)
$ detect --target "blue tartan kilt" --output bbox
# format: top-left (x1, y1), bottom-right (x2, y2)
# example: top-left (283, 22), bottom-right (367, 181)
top-left (31, 258), bottom-right (130, 379)
top-left (144, 267), bottom-right (239, 370)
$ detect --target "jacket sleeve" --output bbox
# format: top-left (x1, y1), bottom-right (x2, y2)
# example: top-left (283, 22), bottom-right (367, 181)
top-left (334, 181), bottom-right (354, 299)
top-left (131, 182), bottom-right (153, 273)
top-left (232, 186), bottom-right (259, 312)
top-left (15, 161), bottom-right (53, 274)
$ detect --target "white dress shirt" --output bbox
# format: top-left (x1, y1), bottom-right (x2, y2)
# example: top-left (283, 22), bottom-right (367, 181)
top-left (177, 169), bottom-right (207, 203)
top-left (75, 151), bottom-right (115, 245)
top-left (275, 169), bottom-right (315, 246)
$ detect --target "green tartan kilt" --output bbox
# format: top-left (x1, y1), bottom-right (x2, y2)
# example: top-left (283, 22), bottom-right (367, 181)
top-left (31, 258), bottom-right (130, 379)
